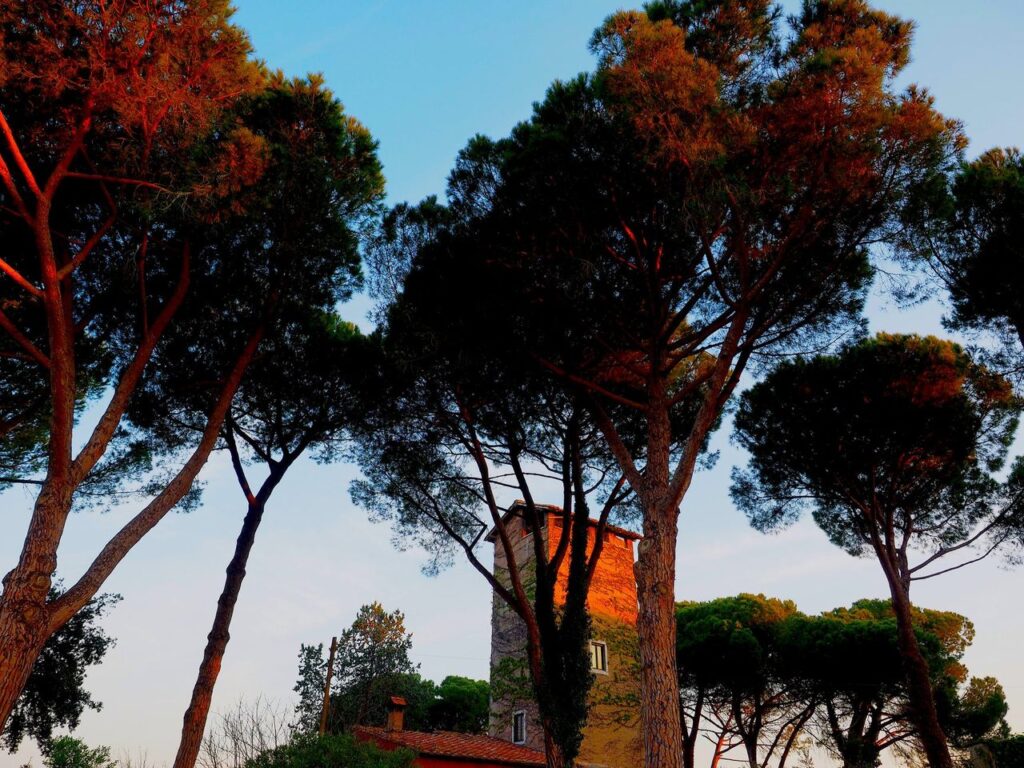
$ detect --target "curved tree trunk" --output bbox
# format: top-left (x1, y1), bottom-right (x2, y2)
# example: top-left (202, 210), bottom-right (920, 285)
top-left (172, 462), bottom-right (285, 768)
top-left (0, 567), bottom-right (55, 731)
top-left (172, 497), bottom-right (267, 768)
top-left (710, 722), bottom-right (731, 768)
top-left (884, 576), bottom-right (953, 768)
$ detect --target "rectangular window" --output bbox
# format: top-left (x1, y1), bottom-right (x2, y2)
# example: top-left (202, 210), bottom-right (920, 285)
top-left (590, 640), bottom-right (608, 673)
top-left (512, 710), bottom-right (526, 744)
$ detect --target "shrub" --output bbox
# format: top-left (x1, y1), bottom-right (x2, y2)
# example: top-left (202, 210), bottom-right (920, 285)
top-left (43, 737), bottom-right (117, 768)
top-left (243, 734), bottom-right (413, 768)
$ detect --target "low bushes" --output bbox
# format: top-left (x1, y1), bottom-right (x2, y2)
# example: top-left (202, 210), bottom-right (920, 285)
top-left (243, 734), bottom-right (413, 768)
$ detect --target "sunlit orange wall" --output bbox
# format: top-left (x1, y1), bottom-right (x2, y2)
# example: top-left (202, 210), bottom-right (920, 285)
top-left (546, 516), bottom-right (639, 625)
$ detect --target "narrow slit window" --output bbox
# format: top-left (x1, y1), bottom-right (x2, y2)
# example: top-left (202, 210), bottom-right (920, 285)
top-left (512, 710), bottom-right (527, 744)
top-left (590, 640), bottom-right (608, 673)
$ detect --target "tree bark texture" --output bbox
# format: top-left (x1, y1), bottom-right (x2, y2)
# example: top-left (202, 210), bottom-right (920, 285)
top-left (886, 576), bottom-right (954, 768)
top-left (635, 500), bottom-right (684, 768)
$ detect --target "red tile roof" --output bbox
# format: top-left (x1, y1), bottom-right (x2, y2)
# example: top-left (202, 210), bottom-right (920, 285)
top-left (353, 726), bottom-right (547, 766)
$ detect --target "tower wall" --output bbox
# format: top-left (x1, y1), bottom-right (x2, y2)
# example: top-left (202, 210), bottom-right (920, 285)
top-left (488, 507), bottom-right (642, 768)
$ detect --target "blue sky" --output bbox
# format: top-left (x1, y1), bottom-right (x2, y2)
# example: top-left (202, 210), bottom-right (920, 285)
top-left (3, 1), bottom-right (1024, 765)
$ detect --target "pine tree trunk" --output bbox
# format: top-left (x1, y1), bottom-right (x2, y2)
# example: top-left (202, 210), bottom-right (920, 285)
top-left (682, 734), bottom-right (696, 768)
top-left (635, 500), bottom-right (684, 768)
top-left (0, 581), bottom-right (51, 730)
top-left (0, 485), bottom-right (71, 729)
top-left (172, 468), bottom-right (281, 768)
top-left (839, 704), bottom-right (880, 768)
top-left (524, 634), bottom-right (570, 768)
top-left (542, 723), bottom-right (569, 768)
top-left (885, 577), bottom-right (954, 768)
top-left (0, 303), bottom-right (264, 736)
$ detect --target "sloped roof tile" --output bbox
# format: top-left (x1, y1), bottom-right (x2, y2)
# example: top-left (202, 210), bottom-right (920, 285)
top-left (353, 726), bottom-right (547, 766)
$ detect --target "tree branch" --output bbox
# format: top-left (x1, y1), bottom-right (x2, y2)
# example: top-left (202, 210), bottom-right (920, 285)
top-left (0, 108), bottom-right (42, 199)
top-left (48, 318), bottom-right (268, 631)
top-left (0, 305), bottom-right (50, 368)
top-left (71, 243), bottom-right (191, 485)
top-left (0, 256), bottom-right (42, 296)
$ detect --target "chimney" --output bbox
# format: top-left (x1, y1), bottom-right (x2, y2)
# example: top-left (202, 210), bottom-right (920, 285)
top-left (386, 695), bottom-right (407, 732)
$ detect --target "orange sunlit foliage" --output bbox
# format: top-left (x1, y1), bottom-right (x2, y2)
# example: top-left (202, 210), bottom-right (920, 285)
top-left (0, 0), bottom-right (268, 733)
top-left (595, 2), bottom-right (965, 225)
top-left (0, 0), bottom-right (262, 156)
top-left (594, 12), bottom-right (732, 170)
top-left (874, 334), bottom-right (1015, 411)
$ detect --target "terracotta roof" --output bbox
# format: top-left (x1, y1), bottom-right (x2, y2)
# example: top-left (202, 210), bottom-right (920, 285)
top-left (353, 726), bottom-right (547, 766)
top-left (484, 500), bottom-right (642, 543)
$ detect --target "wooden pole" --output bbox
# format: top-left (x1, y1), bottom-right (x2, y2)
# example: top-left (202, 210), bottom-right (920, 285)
top-left (318, 636), bottom-right (338, 736)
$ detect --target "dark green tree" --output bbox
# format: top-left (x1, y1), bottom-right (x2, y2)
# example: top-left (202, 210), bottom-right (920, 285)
top-left (385, 675), bottom-right (441, 734)
top-left (426, 676), bottom-right (491, 735)
top-left (940, 676), bottom-right (1010, 752)
top-left (294, 656), bottom-right (488, 737)
top-left (732, 334), bottom-right (1024, 768)
top-left (376, 4), bottom-right (963, 764)
top-left (294, 604), bottom-right (421, 735)
top-left (782, 600), bottom-right (988, 768)
top-left (42, 737), bottom-right (116, 768)
top-left (676, 594), bottom-right (813, 768)
top-left (293, 642), bottom-right (330, 735)
top-left (242, 733), bottom-right (413, 768)
top-left (900, 148), bottom-right (1024, 375)
top-left (333, 603), bottom-right (418, 730)
top-left (3, 589), bottom-right (118, 755)
top-left (677, 596), bottom-right (1008, 768)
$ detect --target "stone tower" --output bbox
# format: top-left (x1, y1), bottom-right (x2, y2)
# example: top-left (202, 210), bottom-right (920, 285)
top-left (486, 501), bottom-right (642, 768)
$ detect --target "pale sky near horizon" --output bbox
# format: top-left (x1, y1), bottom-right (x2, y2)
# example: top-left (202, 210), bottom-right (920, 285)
top-left (3, 1), bottom-right (1024, 766)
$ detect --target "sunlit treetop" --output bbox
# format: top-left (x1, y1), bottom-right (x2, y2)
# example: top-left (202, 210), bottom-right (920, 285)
top-left (0, 0), bottom-right (263, 169)
top-left (732, 334), bottom-right (1023, 560)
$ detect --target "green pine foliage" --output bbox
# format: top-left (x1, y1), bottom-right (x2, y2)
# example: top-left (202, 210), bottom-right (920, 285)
top-left (42, 737), bottom-right (117, 768)
top-left (676, 595), bottom-right (1010, 768)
